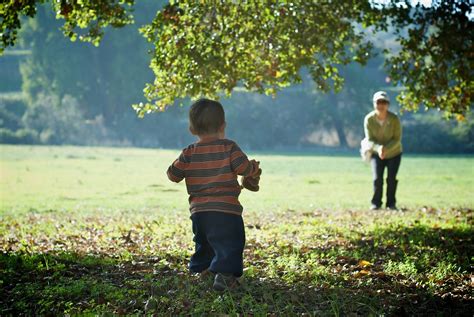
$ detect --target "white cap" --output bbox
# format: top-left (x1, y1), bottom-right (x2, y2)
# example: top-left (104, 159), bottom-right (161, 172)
top-left (373, 91), bottom-right (390, 103)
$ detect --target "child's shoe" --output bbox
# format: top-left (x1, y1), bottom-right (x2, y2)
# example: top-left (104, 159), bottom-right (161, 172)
top-left (213, 273), bottom-right (240, 291)
top-left (200, 268), bottom-right (215, 281)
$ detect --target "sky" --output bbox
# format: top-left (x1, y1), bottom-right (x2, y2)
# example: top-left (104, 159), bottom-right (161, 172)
top-left (372, 0), bottom-right (432, 6)
top-left (371, 0), bottom-right (473, 19)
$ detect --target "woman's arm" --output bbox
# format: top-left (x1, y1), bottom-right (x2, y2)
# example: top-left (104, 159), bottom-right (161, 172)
top-left (364, 116), bottom-right (383, 152)
top-left (384, 117), bottom-right (402, 154)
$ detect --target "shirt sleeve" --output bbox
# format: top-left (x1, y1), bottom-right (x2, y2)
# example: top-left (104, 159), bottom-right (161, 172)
top-left (230, 143), bottom-right (258, 177)
top-left (167, 151), bottom-right (188, 183)
top-left (364, 116), bottom-right (383, 152)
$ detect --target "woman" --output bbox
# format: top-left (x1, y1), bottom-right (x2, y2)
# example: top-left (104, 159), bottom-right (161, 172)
top-left (363, 91), bottom-right (402, 210)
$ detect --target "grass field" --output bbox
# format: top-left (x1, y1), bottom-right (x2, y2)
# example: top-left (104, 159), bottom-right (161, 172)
top-left (1, 145), bottom-right (473, 213)
top-left (1, 145), bottom-right (473, 315)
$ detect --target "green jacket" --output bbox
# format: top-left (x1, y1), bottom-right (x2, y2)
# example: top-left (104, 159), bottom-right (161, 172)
top-left (364, 110), bottom-right (402, 159)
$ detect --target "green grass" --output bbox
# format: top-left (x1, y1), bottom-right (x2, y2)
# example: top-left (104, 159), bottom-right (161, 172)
top-left (1, 145), bottom-right (472, 214)
top-left (0, 145), bottom-right (473, 315)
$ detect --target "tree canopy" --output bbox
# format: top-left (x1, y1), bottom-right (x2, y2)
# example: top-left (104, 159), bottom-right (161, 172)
top-left (1, 0), bottom-right (472, 118)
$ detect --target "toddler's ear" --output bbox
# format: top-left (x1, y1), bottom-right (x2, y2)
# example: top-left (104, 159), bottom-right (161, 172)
top-left (219, 122), bottom-right (227, 132)
top-left (189, 126), bottom-right (197, 135)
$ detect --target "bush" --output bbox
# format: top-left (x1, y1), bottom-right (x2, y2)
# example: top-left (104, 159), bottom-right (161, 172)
top-left (402, 111), bottom-right (474, 154)
top-left (0, 128), bottom-right (38, 144)
top-left (0, 94), bottom-right (28, 131)
top-left (22, 94), bottom-right (111, 145)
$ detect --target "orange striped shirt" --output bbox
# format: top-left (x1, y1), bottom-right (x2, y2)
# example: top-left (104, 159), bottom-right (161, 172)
top-left (167, 138), bottom-right (258, 215)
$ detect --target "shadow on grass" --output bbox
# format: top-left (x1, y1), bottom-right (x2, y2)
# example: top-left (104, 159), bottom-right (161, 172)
top-left (351, 224), bottom-right (473, 270)
top-left (1, 225), bottom-right (473, 315)
top-left (346, 225), bottom-right (473, 316)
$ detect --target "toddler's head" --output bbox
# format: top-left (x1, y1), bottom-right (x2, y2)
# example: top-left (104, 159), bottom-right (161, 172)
top-left (189, 99), bottom-right (226, 136)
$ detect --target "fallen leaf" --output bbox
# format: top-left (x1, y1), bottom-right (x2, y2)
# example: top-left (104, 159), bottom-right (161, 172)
top-left (353, 270), bottom-right (370, 278)
top-left (358, 260), bottom-right (372, 268)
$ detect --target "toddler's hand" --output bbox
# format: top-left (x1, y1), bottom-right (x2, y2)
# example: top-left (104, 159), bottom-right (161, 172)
top-left (242, 171), bottom-right (261, 191)
top-left (249, 159), bottom-right (260, 176)
top-left (242, 160), bottom-right (262, 192)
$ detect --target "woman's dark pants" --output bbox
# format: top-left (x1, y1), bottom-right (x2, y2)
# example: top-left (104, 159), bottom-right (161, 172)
top-left (189, 211), bottom-right (245, 277)
top-left (371, 153), bottom-right (402, 208)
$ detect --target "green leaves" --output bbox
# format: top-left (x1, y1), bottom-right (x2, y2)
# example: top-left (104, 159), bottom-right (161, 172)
top-left (52, 0), bottom-right (135, 46)
top-left (133, 1), bottom-right (374, 116)
top-left (380, 0), bottom-right (473, 118)
top-left (0, 0), bottom-right (134, 53)
top-left (0, 0), bottom-right (45, 53)
top-left (1, 0), bottom-right (471, 118)
top-left (133, 0), bottom-right (472, 118)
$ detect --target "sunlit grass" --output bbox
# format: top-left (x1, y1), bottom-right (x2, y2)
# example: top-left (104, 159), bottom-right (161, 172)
top-left (0, 145), bottom-right (472, 315)
top-left (1, 145), bottom-right (472, 215)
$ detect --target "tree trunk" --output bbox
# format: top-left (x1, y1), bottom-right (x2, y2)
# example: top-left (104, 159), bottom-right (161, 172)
top-left (327, 92), bottom-right (349, 148)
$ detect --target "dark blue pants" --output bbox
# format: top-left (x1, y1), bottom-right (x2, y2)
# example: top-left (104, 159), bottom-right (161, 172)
top-left (371, 153), bottom-right (402, 208)
top-left (189, 212), bottom-right (245, 277)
